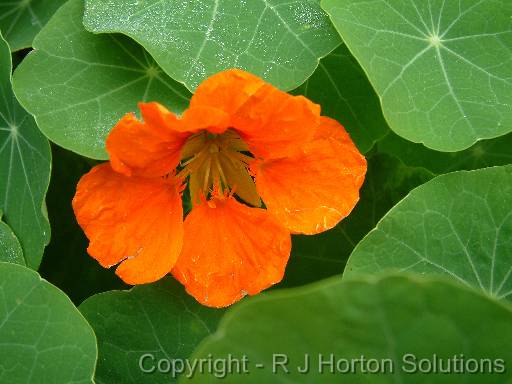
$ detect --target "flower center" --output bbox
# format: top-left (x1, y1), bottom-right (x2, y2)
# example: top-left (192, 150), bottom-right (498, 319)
top-left (178, 130), bottom-right (260, 206)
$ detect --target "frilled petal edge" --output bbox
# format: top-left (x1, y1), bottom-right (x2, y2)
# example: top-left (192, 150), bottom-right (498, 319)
top-left (172, 194), bottom-right (291, 307)
top-left (253, 117), bottom-right (367, 234)
top-left (72, 163), bottom-right (184, 284)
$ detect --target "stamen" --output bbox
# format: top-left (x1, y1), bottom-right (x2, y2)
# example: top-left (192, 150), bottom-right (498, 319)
top-left (229, 151), bottom-right (254, 165)
top-left (177, 149), bottom-right (207, 179)
top-left (202, 156), bottom-right (211, 193)
top-left (180, 129), bottom-right (259, 205)
top-left (181, 154), bottom-right (199, 167)
top-left (214, 154), bottom-right (228, 186)
top-left (180, 132), bottom-right (206, 160)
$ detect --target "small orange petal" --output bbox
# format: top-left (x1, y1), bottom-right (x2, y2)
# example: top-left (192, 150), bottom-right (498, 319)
top-left (106, 102), bottom-right (188, 178)
top-left (72, 163), bottom-right (184, 285)
top-left (172, 195), bottom-right (291, 307)
top-left (253, 118), bottom-right (367, 234)
top-left (190, 69), bottom-right (320, 159)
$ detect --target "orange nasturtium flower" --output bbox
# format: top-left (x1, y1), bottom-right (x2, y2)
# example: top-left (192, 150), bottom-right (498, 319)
top-left (73, 69), bottom-right (367, 307)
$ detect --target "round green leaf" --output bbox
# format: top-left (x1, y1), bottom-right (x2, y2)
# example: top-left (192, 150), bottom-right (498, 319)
top-left (346, 166), bottom-right (512, 301)
top-left (13, 0), bottom-right (191, 160)
top-left (321, 0), bottom-right (512, 151)
top-left (83, 0), bottom-right (341, 91)
top-left (0, 214), bottom-right (24, 265)
top-left (187, 274), bottom-right (512, 383)
top-left (0, 0), bottom-right (67, 51)
top-left (79, 277), bottom-right (223, 384)
top-left (292, 44), bottom-right (389, 153)
top-left (0, 32), bottom-right (51, 269)
top-left (0, 262), bottom-right (97, 384)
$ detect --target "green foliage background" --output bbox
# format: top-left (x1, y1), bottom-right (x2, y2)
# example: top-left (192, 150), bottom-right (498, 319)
top-left (0, 0), bottom-right (511, 383)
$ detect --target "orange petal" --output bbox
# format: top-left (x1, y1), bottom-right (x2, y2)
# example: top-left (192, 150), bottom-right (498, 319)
top-left (180, 106), bottom-right (230, 134)
top-left (190, 69), bottom-right (266, 115)
top-left (106, 102), bottom-right (188, 177)
top-left (172, 195), bottom-right (291, 307)
top-left (314, 116), bottom-right (352, 142)
top-left (253, 118), bottom-right (367, 234)
top-left (191, 69), bottom-right (320, 159)
top-left (72, 163), bottom-right (184, 285)
top-left (233, 86), bottom-right (320, 159)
